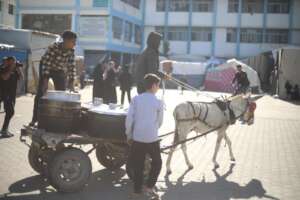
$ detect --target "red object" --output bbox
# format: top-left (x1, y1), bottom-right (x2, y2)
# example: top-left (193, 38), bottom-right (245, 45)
top-left (249, 102), bottom-right (257, 112)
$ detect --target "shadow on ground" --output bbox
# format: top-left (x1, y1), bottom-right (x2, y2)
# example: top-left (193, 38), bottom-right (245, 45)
top-left (3, 169), bottom-right (132, 200)
top-left (161, 164), bottom-right (279, 200)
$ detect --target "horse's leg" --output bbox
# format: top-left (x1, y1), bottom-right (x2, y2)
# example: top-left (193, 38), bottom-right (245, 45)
top-left (224, 133), bottom-right (235, 162)
top-left (212, 129), bottom-right (225, 168)
top-left (181, 141), bottom-right (193, 170)
top-left (166, 124), bottom-right (179, 175)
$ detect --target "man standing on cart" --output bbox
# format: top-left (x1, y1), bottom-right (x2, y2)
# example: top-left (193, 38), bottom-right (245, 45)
top-left (126, 74), bottom-right (164, 198)
top-left (232, 64), bottom-right (250, 95)
top-left (29, 30), bottom-right (77, 126)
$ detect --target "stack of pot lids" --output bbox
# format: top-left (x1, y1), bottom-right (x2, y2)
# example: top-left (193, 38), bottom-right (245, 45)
top-left (42, 90), bottom-right (81, 102)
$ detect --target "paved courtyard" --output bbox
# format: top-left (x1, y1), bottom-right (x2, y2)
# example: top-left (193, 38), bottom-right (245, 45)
top-left (0, 86), bottom-right (300, 200)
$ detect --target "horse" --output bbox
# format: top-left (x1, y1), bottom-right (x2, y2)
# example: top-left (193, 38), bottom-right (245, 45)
top-left (166, 94), bottom-right (254, 175)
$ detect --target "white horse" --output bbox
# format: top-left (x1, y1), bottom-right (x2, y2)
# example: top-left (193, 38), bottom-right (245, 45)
top-left (166, 94), bottom-right (252, 175)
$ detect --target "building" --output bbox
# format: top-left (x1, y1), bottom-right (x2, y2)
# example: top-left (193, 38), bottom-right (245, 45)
top-left (7, 0), bottom-right (300, 67)
top-left (145, 0), bottom-right (300, 59)
top-left (15, 0), bottom-right (143, 69)
top-left (0, 0), bottom-right (16, 27)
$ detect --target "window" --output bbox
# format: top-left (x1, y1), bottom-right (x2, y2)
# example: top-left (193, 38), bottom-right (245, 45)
top-left (156, 0), bottom-right (166, 11)
top-left (169, 0), bottom-right (189, 12)
top-left (124, 21), bottom-right (133, 42)
top-left (242, 0), bottom-right (263, 13)
top-left (265, 29), bottom-right (288, 44)
top-left (121, 0), bottom-right (141, 9)
top-left (228, 0), bottom-right (239, 13)
top-left (135, 25), bottom-right (142, 44)
top-left (93, 0), bottom-right (108, 7)
top-left (8, 4), bottom-right (14, 15)
top-left (268, 0), bottom-right (289, 13)
top-left (240, 28), bottom-right (263, 43)
top-left (112, 17), bottom-right (123, 39)
top-left (193, 0), bottom-right (213, 12)
top-left (226, 28), bottom-right (237, 43)
top-left (22, 14), bottom-right (72, 34)
top-left (191, 27), bottom-right (212, 41)
top-left (168, 27), bottom-right (188, 41)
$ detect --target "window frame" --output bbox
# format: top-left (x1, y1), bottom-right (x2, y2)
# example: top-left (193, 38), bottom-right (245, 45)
top-left (192, 0), bottom-right (213, 12)
top-left (112, 16), bottom-right (123, 40)
top-left (191, 27), bottom-right (212, 41)
top-left (124, 21), bottom-right (133, 42)
top-left (8, 4), bottom-right (14, 15)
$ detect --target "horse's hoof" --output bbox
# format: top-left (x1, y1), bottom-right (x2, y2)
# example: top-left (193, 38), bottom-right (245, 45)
top-left (231, 158), bottom-right (236, 162)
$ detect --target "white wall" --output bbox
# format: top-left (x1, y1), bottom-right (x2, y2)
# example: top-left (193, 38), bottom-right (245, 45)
top-left (168, 12), bottom-right (189, 26)
top-left (292, 0), bottom-right (300, 29)
top-left (112, 0), bottom-right (141, 19)
top-left (190, 42), bottom-right (211, 56)
top-left (266, 14), bottom-right (289, 29)
top-left (20, 0), bottom-right (74, 7)
top-left (169, 41), bottom-right (187, 55)
top-left (216, 0), bottom-right (237, 27)
top-left (0, 0), bottom-right (16, 27)
top-left (215, 28), bottom-right (236, 58)
top-left (144, 0), bottom-right (164, 26)
top-left (192, 13), bottom-right (213, 26)
top-left (241, 14), bottom-right (263, 28)
top-left (292, 31), bottom-right (300, 45)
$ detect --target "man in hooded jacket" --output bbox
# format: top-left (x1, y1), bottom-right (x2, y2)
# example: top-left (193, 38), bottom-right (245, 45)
top-left (135, 32), bottom-right (164, 94)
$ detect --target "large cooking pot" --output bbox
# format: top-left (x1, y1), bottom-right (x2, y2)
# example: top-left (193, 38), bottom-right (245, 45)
top-left (86, 105), bottom-right (127, 140)
top-left (38, 91), bottom-right (82, 133)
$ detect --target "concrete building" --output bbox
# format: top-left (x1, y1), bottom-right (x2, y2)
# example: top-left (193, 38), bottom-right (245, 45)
top-left (145, 0), bottom-right (300, 60)
top-left (16, 0), bottom-right (144, 68)
top-left (7, 0), bottom-right (300, 66)
top-left (0, 0), bottom-right (16, 27)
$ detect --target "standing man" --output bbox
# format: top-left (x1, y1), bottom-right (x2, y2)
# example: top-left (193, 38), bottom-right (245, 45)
top-left (0, 56), bottom-right (23, 137)
top-left (126, 74), bottom-right (164, 198)
top-left (29, 30), bottom-right (77, 126)
top-left (135, 32), bottom-right (164, 94)
top-left (232, 65), bottom-right (250, 95)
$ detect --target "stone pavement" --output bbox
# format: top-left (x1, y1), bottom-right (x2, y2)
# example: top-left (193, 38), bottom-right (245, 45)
top-left (0, 86), bottom-right (300, 200)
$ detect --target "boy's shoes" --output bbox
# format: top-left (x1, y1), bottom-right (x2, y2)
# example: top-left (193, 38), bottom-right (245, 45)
top-left (0, 130), bottom-right (14, 138)
top-left (143, 187), bottom-right (159, 199)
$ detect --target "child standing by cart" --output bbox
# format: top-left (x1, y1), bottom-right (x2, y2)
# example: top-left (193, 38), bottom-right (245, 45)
top-left (126, 73), bottom-right (164, 198)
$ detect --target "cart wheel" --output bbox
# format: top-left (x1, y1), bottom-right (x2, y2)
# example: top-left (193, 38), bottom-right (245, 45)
top-left (28, 145), bottom-right (43, 174)
top-left (126, 155), bottom-right (151, 181)
top-left (49, 147), bottom-right (92, 193)
top-left (96, 143), bottom-right (128, 171)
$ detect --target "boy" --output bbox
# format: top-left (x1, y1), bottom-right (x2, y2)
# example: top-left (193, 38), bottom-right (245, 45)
top-left (29, 30), bottom-right (77, 126)
top-left (126, 74), bottom-right (164, 198)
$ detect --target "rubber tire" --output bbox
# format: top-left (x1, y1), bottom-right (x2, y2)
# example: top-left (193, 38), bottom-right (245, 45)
top-left (96, 143), bottom-right (128, 171)
top-left (49, 147), bottom-right (92, 193)
top-left (28, 145), bottom-right (43, 174)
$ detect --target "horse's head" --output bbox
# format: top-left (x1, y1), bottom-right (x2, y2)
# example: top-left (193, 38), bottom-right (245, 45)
top-left (227, 93), bottom-right (257, 124)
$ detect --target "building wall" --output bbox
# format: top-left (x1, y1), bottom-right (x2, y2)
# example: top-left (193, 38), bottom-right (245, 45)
top-left (144, 0), bottom-right (300, 59)
top-left (0, 0), bottom-right (16, 27)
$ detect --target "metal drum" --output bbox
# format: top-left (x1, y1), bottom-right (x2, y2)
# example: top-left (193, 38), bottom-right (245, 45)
top-left (86, 104), bottom-right (127, 140)
top-left (38, 91), bottom-right (82, 133)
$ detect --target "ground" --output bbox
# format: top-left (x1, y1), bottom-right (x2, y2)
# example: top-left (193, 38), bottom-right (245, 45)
top-left (0, 86), bottom-right (300, 200)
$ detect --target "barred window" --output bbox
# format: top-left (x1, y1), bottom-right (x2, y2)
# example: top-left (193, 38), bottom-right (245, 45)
top-left (8, 4), bottom-right (14, 15)
top-left (228, 0), bottom-right (239, 13)
top-left (226, 28), bottom-right (237, 43)
top-left (193, 0), bottom-right (213, 12)
top-left (120, 0), bottom-right (141, 9)
top-left (240, 28), bottom-right (263, 43)
top-left (242, 0), bottom-right (263, 13)
top-left (168, 27), bottom-right (188, 41)
top-left (169, 0), bottom-right (189, 12)
top-left (268, 0), bottom-right (289, 13)
top-left (124, 21), bottom-right (133, 42)
top-left (112, 17), bottom-right (123, 40)
top-left (134, 25), bottom-right (142, 44)
top-left (191, 27), bottom-right (212, 41)
top-left (265, 29), bottom-right (288, 44)
top-left (156, 0), bottom-right (166, 11)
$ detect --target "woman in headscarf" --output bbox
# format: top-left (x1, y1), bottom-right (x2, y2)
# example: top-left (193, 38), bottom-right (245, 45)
top-left (103, 60), bottom-right (118, 104)
top-left (92, 61), bottom-right (106, 100)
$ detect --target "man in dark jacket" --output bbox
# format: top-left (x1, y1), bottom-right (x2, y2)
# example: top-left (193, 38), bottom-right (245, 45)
top-left (135, 32), bottom-right (163, 94)
top-left (119, 64), bottom-right (132, 105)
top-left (232, 65), bottom-right (250, 95)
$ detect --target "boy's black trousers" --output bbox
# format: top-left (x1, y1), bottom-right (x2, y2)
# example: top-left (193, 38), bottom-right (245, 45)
top-left (128, 140), bottom-right (162, 193)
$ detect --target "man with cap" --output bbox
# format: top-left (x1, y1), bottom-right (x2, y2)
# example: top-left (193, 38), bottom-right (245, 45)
top-left (29, 30), bottom-right (77, 126)
top-left (0, 56), bottom-right (23, 137)
top-left (135, 32), bottom-right (166, 94)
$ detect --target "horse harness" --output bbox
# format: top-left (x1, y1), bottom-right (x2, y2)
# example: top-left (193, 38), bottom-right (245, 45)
top-left (176, 100), bottom-right (236, 125)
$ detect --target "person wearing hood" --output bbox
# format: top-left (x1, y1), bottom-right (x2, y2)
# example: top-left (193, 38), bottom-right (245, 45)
top-left (135, 32), bottom-right (164, 94)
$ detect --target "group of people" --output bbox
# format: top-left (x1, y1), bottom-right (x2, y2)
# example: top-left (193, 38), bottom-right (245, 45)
top-left (285, 81), bottom-right (299, 100)
top-left (92, 60), bottom-right (133, 105)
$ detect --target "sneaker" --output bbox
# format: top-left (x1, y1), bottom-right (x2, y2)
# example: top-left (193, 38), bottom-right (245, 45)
top-left (1, 130), bottom-right (14, 138)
